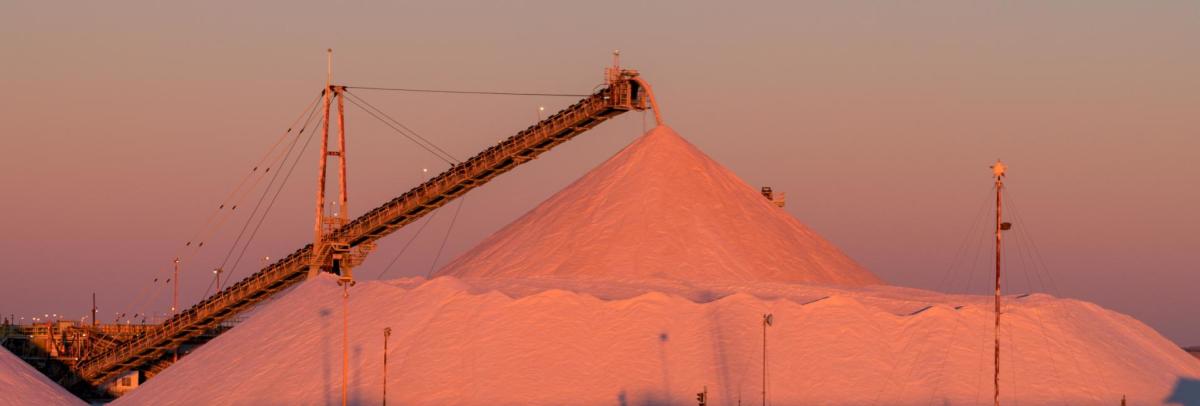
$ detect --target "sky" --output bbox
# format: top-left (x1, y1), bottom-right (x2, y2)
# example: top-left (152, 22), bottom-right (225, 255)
top-left (1, 1), bottom-right (1197, 345)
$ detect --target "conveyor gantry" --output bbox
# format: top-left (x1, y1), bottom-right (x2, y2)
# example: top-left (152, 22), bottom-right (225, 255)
top-left (73, 67), bottom-right (659, 387)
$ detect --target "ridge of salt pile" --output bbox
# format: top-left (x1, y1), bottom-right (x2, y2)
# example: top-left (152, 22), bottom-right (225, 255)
top-left (437, 125), bottom-right (881, 286)
top-left (114, 276), bottom-right (1200, 406)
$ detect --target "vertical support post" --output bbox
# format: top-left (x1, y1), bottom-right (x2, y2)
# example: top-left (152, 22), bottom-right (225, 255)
top-left (342, 284), bottom-right (350, 406)
top-left (336, 87), bottom-right (348, 222)
top-left (334, 85), bottom-right (352, 283)
top-left (762, 313), bottom-right (772, 406)
top-left (313, 49), bottom-right (333, 277)
top-left (91, 293), bottom-right (97, 328)
top-left (172, 258), bottom-right (180, 315)
top-left (992, 160), bottom-right (1006, 406)
top-left (383, 327), bottom-right (391, 406)
top-left (172, 258), bottom-right (179, 363)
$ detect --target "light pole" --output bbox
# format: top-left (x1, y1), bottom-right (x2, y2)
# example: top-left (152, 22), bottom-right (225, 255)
top-left (213, 267), bottom-right (224, 292)
top-left (383, 327), bottom-right (392, 406)
top-left (762, 313), bottom-right (773, 406)
top-left (990, 160), bottom-right (1009, 406)
top-left (172, 258), bottom-right (180, 315)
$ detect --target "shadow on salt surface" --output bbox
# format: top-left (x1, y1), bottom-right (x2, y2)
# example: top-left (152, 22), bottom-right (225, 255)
top-left (318, 307), bottom-right (334, 406)
top-left (615, 389), bottom-right (678, 406)
top-left (1167, 377), bottom-right (1200, 405)
top-left (657, 332), bottom-right (672, 405)
top-left (613, 332), bottom-right (681, 406)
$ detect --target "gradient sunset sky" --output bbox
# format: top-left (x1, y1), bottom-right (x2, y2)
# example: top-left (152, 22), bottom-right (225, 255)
top-left (2, 1), bottom-right (1198, 345)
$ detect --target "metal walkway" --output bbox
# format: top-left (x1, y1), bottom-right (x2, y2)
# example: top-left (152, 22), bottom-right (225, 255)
top-left (73, 68), bottom-right (657, 386)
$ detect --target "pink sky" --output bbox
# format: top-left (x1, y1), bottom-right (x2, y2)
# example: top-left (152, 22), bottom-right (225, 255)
top-left (2, 2), bottom-right (1198, 345)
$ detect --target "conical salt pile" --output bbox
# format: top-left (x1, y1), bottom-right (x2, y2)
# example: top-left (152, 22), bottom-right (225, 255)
top-left (0, 346), bottom-right (84, 405)
top-left (111, 126), bottom-right (1200, 406)
top-left (437, 126), bottom-right (881, 286)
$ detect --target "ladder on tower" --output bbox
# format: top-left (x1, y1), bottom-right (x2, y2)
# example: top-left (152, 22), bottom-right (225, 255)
top-left (72, 66), bottom-right (659, 388)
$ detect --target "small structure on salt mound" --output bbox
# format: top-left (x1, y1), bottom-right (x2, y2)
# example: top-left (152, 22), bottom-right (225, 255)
top-left (438, 125), bottom-right (881, 286)
top-left (0, 346), bottom-right (84, 406)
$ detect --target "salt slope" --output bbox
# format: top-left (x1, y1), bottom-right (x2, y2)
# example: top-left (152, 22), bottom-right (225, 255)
top-left (115, 276), bottom-right (1200, 406)
top-left (0, 346), bottom-right (85, 406)
top-left (436, 125), bottom-right (881, 286)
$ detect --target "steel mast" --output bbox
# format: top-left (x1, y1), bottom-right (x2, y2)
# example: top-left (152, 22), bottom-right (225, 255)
top-left (311, 49), bottom-right (353, 282)
top-left (991, 159), bottom-right (1008, 406)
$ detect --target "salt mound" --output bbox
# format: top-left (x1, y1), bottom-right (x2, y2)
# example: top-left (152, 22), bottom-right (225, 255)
top-left (113, 276), bottom-right (1200, 405)
top-left (0, 346), bottom-right (85, 405)
top-left (109, 125), bottom-right (1199, 405)
top-left (437, 126), bottom-right (881, 286)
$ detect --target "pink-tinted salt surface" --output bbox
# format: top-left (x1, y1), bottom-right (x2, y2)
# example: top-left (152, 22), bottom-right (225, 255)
top-left (114, 126), bottom-right (1199, 405)
top-left (0, 346), bottom-right (84, 405)
top-left (438, 126), bottom-right (880, 286)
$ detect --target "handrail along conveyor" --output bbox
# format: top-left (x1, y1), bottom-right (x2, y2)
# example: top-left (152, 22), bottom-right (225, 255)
top-left (73, 69), bottom-right (659, 386)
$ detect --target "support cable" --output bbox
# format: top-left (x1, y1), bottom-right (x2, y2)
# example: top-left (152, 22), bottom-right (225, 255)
top-left (222, 117), bottom-right (321, 287)
top-left (1001, 188), bottom-right (1063, 295)
top-left (934, 186), bottom-right (997, 294)
top-left (1007, 208), bottom-right (1046, 294)
top-left (218, 102), bottom-right (324, 289)
top-left (214, 98), bottom-right (322, 285)
top-left (183, 94), bottom-right (323, 253)
top-left (185, 131), bottom-right (303, 258)
top-left (973, 293), bottom-right (994, 404)
top-left (959, 200), bottom-right (994, 295)
top-left (1027, 300), bottom-right (1083, 405)
top-left (201, 270), bottom-right (218, 303)
top-left (1004, 188), bottom-right (1103, 404)
top-left (1019, 230), bottom-right (1050, 294)
top-left (119, 94), bottom-right (322, 321)
top-left (891, 306), bottom-right (964, 404)
top-left (425, 196), bottom-right (467, 278)
top-left (923, 312), bottom-right (969, 406)
top-left (374, 209), bottom-right (442, 280)
top-left (1006, 317), bottom-right (1020, 406)
top-left (342, 90), bottom-right (459, 164)
top-left (344, 85), bottom-right (589, 98)
top-left (1003, 192), bottom-right (1041, 293)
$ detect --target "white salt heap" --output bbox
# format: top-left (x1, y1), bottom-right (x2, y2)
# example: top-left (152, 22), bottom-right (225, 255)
top-left (438, 126), bottom-right (880, 286)
top-left (0, 346), bottom-right (84, 405)
top-left (113, 126), bottom-right (1200, 405)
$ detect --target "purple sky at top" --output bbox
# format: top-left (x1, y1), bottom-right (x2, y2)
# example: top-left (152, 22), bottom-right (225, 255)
top-left (1, 1), bottom-right (1198, 344)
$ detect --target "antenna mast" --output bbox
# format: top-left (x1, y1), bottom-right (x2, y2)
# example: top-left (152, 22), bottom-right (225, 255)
top-left (991, 159), bottom-right (1008, 406)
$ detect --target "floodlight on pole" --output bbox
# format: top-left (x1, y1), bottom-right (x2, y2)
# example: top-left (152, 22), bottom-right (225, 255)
top-left (213, 267), bottom-right (224, 291)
